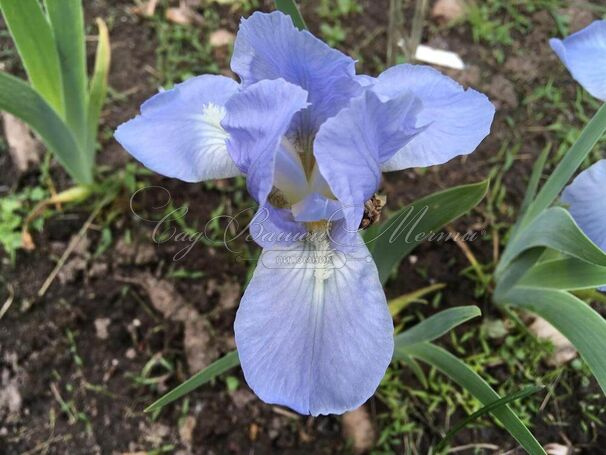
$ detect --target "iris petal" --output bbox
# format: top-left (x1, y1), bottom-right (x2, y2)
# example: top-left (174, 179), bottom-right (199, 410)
top-left (222, 79), bottom-right (309, 206)
top-left (314, 90), bottom-right (421, 232)
top-left (370, 64), bottom-right (495, 171)
top-left (550, 21), bottom-right (606, 101)
top-left (115, 75), bottom-right (240, 182)
top-left (249, 204), bottom-right (307, 249)
top-left (235, 235), bottom-right (393, 415)
top-left (231, 11), bottom-right (361, 134)
top-left (561, 160), bottom-right (606, 252)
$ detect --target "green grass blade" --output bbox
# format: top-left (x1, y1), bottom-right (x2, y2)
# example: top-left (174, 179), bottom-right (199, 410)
top-left (388, 283), bottom-right (445, 316)
top-left (44, 0), bottom-right (88, 148)
top-left (504, 288), bottom-right (606, 395)
top-left (0, 72), bottom-right (91, 184)
top-left (520, 146), bottom-right (549, 217)
top-left (521, 102), bottom-right (606, 226)
top-left (394, 306), bottom-right (481, 348)
top-left (518, 258), bottom-right (606, 291)
top-left (399, 342), bottom-right (546, 454)
top-left (435, 385), bottom-right (544, 452)
top-left (274, 0), bottom-right (307, 29)
top-left (498, 207), bottom-right (606, 275)
top-left (367, 180), bottom-right (489, 284)
top-left (145, 351), bottom-right (240, 413)
top-left (86, 18), bottom-right (111, 162)
top-left (0, 0), bottom-right (64, 114)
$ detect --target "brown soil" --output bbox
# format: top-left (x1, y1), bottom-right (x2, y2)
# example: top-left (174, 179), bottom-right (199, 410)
top-left (1, 1), bottom-right (604, 454)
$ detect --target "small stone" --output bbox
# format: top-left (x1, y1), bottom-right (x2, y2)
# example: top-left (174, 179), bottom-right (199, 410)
top-left (94, 318), bottom-right (111, 340)
top-left (126, 348), bottom-right (137, 359)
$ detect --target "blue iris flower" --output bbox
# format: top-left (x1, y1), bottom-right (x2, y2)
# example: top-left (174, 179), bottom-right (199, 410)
top-left (551, 21), bottom-right (606, 290)
top-left (115, 11), bottom-right (495, 415)
top-left (562, 160), bottom-right (606, 291)
top-left (550, 20), bottom-right (606, 101)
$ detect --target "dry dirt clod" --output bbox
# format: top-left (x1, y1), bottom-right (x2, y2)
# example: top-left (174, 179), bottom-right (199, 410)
top-left (129, 273), bottom-right (192, 321)
top-left (1, 112), bottom-right (41, 174)
top-left (125, 273), bottom-right (219, 373)
top-left (487, 75), bottom-right (519, 109)
top-left (342, 405), bottom-right (376, 454)
top-left (529, 317), bottom-right (577, 366)
top-left (184, 316), bottom-right (217, 373)
top-left (562, 1), bottom-right (595, 33)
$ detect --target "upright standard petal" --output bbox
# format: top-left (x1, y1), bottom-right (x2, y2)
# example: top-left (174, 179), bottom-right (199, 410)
top-left (231, 11), bottom-right (361, 134)
top-left (550, 21), bottom-right (606, 101)
top-left (115, 75), bottom-right (241, 182)
top-left (235, 235), bottom-right (394, 415)
top-left (222, 79), bottom-right (309, 205)
top-left (314, 90), bottom-right (421, 231)
top-left (370, 64), bottom-right (495, 171)
top-left (561, 160), bottom-right (606, 252)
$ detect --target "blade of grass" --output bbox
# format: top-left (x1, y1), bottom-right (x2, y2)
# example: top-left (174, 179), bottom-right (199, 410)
top-left (0, 72), bottom-right (91, 184)
top-left (86, 18), bottom-right (111, 163)
top-left (399, 343), bottom-right (546, 454)
top-left (388, 283), bottom-right (445, 316)
top-left (520, 102), bottom-right (606, 228)
top-left (497, 207), bottom-right (606, 276)
top-left (145, 351), bottom-right (239, 413)
top-left (367, 180), bottom-right (489, 284)
top-left (517, 258), bottom-right (606, 291)
top-left (274, 0), bottom-right (307, 30)
top-left (44, 0), bottom-right (88, 148)
top-left (435, 385), bottom-right (544, 452)
top-left (504, 288), bottom-right (606, 395)
top-left (0, 0), bottom-right (64, 114)
top-left (394, 306), bottom-right (481, 348)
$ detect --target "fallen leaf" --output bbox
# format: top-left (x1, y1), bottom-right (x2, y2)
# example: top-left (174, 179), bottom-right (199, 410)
top-left (431, 0), bottom-right (467, 22)
top-left (529, 317), bottom-right (577, 366)
top-left (166, 3), bottom-right (204, 26)
top-left (143, 0), bottom-right (159, 17)
top-left (545, 443), bottom-right (573, 455)
top-left (2, 112), bottom-right (41, 173)
top-left (342, 405), bottom-right (375, 454)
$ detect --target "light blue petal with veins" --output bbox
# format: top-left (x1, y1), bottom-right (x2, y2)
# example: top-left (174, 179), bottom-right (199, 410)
top-left (314, 90), bottom-right (422, 232)
top-left (370, 64), bottom-right (495, 171)
top-left (115, 75), bottom-right (240, 182)
top-left (234, 235), bottom-right (393, 416)
top-left (550, 21), bottom-right (606, 101)
top-left (231, 11), bottom-right (361, 135)
top-left (562, 160), bottom-right (606, 252)
top-left (222, 79), bottom-right (309, 206)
